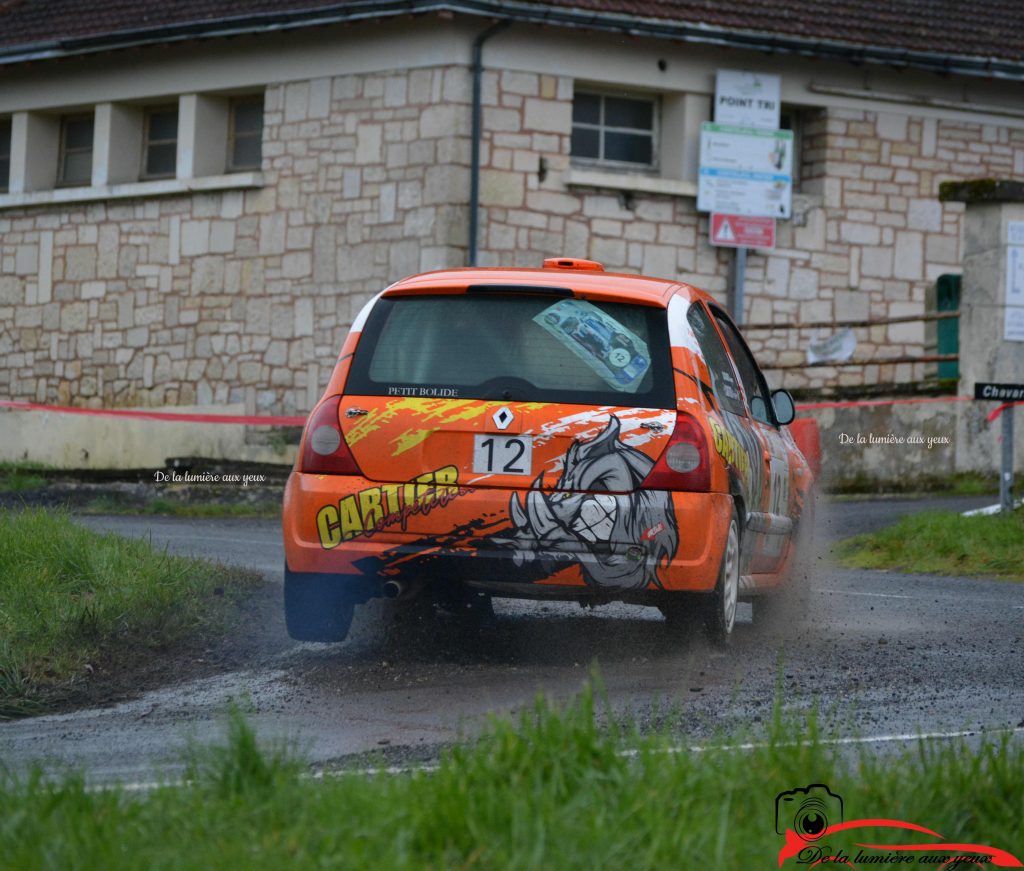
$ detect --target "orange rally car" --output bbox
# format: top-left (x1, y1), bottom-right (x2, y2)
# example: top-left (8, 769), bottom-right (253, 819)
top-left (282, 258), bottom-right (814, 645)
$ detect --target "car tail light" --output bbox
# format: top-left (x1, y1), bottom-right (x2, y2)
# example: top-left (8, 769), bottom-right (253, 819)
top-left (300, 395), bottom-right (362, 475)
top-left (642, 413), bottom-right (712, 492)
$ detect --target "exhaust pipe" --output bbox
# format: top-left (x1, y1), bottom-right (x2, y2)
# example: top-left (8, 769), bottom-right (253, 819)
top-left (382, 580), bottom-right (406, 599)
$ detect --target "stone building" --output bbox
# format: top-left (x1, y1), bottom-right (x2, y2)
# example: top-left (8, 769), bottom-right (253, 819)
top-left (1, 1), bottom-right (1023, 466)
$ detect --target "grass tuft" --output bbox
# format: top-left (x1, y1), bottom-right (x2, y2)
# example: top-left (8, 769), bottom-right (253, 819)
top-left (826, 470), bottom-right (999, 498)
top-left (0, 507), bottom-right (261, 719)
top-left (184, 703), bottom-right (304, 800)
top-left (77, 494), bottom-right (281, 518)
top-left (0, 461), bottom-right (49, 493)
top-left (837, 508), bottom-right (1024, 579)
top-left (0, 684), bottom-right (1022, 868)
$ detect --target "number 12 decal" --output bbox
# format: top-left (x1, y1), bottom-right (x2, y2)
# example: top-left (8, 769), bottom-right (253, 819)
top-left (473, 434), bottom-right (533, 475)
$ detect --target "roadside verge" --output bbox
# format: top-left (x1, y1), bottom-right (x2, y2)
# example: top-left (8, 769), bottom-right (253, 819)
top-left (837, 507), bottom-right (1024, 580)
top-left (0, 508), bottom-right (288, 719)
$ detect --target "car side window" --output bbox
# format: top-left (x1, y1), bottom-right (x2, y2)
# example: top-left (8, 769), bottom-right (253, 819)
top-left (711, 308), bottom-right (775, 425)
top-left (686, 303), bottom-right (745, 416)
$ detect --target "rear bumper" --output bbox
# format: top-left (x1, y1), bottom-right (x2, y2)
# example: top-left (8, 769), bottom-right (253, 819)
top-left (282, 470), bottom-right (730, 596)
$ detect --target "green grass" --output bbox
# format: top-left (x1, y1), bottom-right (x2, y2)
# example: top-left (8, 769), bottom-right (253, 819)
top-left (1, 688), bottom-right (1022, 869)
top-left (827, 471), bottom-right (999, 498)
top-left (0, 461), bottom-right (282, 517)
top-left (79, 495), bottom-right (280, 519)
top-left (0, 508), bottom-right (262, 719)
top-left (0, 461), bottom-right (49, 493)
top-left (837, 508), bottom-right (1024, 579)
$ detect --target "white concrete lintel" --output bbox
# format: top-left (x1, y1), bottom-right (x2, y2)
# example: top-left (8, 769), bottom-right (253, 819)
top-left (0, 172), bottom-right (264, 210)
top-left (565, 167), bottom-right (697, 198)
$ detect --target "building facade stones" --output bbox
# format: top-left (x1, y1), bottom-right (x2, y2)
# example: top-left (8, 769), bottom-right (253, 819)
top-left (2, 17), bottom-right (1024, 444)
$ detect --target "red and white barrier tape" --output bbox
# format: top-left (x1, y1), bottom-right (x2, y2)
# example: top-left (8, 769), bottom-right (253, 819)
top-left (0, 399), bottom-right (305, 426)
top-left (794, 395), bottom-right (972, 412)
top-left (983, 401), bottom-right (1024, 423)
top-left (2, 396), bottom-right (1022, 425)
top-left (798, 393), bottom-right (1024, 423)
top-left (795, 395), bottom-right (1023, 423)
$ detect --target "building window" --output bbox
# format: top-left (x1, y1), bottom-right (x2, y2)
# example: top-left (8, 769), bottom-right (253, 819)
top-left (780, 107), bottom-right (803, 189)
top-left (142, 105), bottom-right (178, 179)
top-left (571, 91), bottom-right (657, 168)
top-left (227, 97), bottom-right (263, 172)
top-left (57, 113), bottom-right (94, 187)
top-left (0, 119), bottom-right (10, 193)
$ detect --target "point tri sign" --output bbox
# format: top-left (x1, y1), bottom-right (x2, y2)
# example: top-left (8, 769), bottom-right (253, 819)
top-left (714, 69), bottom-right (781, 130)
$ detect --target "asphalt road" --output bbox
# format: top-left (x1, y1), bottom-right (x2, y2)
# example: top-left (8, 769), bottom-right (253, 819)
top-left (3, 495), bottom-right (1022, 785)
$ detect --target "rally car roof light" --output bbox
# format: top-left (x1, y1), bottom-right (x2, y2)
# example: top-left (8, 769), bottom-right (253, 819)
top-left (542, 257), bottom-right (605, 271)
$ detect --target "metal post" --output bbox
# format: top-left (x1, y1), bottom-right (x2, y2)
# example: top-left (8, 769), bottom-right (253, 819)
top-left (729, 246), bottom-right (747, 324)
top-left (1001, 405), bottom-right (1014, 513)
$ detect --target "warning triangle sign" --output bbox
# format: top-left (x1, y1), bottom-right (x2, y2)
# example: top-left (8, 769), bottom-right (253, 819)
top-left (709, 213), bottom-right (776, 249)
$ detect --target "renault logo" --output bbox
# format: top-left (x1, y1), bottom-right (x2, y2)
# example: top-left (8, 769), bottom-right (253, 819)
top-left (492, 407), bottom-right (514, 430)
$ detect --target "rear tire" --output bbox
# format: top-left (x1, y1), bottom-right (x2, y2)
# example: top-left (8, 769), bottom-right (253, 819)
top-left (700, 509), bottom-right (740, 647)
top-left (284, 566), bottom-right (356, 642)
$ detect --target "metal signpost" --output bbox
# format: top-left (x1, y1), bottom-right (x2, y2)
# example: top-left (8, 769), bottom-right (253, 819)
top-left (974, 382), bottom-right (1023, 513)
top-left (701, 70), bottom-right (787, 325)
top-left (712, 214), bottom-right (775, 322)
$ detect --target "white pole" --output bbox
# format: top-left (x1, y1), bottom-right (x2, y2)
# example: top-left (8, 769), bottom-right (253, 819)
top-left (1001, 405), bottom-right (1015, 513)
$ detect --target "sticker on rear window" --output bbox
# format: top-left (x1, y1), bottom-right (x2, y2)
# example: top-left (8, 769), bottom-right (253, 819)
top-left (534, 300), bottom-right (651, 393)
top-left (386, 385), bottom-right (460, 398)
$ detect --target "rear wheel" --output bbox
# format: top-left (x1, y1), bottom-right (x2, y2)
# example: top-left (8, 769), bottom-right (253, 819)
top-left (284, 566), bottom-right (356, 642)
top-left (700, 509), bottom-right (740, 646)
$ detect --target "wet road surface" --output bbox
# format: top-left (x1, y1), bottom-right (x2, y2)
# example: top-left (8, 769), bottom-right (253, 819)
top-left (3, 496), bottom-right (1022, 784)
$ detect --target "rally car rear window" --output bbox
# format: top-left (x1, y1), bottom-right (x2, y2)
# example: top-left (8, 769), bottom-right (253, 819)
top-left (345, 293), bottom-right (674, 407)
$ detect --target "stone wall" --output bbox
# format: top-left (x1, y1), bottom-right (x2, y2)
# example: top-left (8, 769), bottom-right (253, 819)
top-left (474, 81), bottom-right (1024, 391)
top-left (4, 59), bottom-right (1024, 453)
top-left (803, 399), bottom-right (960, 490)
top-left (1, 64), bottom-right (472, 421)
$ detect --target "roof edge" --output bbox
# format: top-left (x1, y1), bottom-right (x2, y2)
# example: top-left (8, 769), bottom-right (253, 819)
top-left (1, 0), bottom-right (1023, 80)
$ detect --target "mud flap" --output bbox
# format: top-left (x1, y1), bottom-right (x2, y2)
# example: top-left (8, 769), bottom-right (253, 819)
top-left (283, 565), bottom-right (376, 642)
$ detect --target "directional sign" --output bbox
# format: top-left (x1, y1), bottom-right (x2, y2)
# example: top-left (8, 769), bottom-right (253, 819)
top-left (974, 382), bottom-right (1024, 401)
top-left (710, 213), bottom-right (775, 249)
top-left (698, 123), bottom-right (793, 218)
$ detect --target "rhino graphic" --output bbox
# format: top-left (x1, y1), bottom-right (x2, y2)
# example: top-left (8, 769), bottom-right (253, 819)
top-left (492, 415), bottom-right (679, 590)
